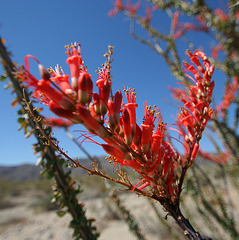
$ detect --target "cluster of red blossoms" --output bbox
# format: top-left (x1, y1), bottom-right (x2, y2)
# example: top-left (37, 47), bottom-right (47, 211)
top-left (172, 11), bottom-right (209, 40)
top-left (109, 0), bottom-right (152, 23)
top-left (214, 8), bottom-right (229, 22)
top-left (16, 43), bottom-right (214, 202)
top-left (170, 50), bottom-right (214, 167)
top-left (217, 76), bottom-right (238, 118)
top-left (198, 149), bottom-right (229, 164)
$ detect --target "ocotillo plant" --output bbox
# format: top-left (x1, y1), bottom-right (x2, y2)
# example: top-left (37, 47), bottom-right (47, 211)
top-left (14, 40), bottom-right (215, 240)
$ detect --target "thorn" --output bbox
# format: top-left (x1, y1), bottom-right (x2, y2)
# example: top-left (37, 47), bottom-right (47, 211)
top-left (184, 230), bottom-right (188, 235)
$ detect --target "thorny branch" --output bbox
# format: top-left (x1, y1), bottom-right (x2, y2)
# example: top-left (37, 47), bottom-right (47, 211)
top-left (0, 36), bottom-right (99, 240)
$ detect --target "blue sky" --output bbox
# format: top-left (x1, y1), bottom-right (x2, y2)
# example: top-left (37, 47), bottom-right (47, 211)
top-left (0, 0), bottom-right (228, 166)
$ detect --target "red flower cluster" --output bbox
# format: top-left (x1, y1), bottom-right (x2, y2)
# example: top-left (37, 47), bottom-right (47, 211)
top-left (108, 0), bottom-right (125, 16)
top-left (173, 21), bottom-right (209, 40)
top-left (198, 149), bottom-right (229, 164)
top-left (17, 44), bottom-right (214, 202)
top-left (108, 0), bottom-right (141, 17)
top-left (170, 50), bottom-right (215, 166)
top-left (214, 8), bottom-right (229, 22)
top-left (42, 117), bottom-right (73, 129)
top-left (109, 0), bottom-right (152, 24)
top-left (217, 76), bottom-right (238, 118)
top-left (171, 11), bottom-right (209, 40)
top-left (211, 45), bottom-right (224, 59)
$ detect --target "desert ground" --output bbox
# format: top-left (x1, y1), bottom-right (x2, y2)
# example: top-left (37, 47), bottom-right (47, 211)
top-left (1, 163), bottom-right (239, 240)
top-left (0, 180), bottom-right (179, 240)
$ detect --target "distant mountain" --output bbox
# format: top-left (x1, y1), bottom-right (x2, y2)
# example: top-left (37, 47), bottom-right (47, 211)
top-left (0, 155), bottom-right (214, 182)
top-left (0, 156), bottom-right (114, 182)
top-left (0, 164), bottom-right (42, 181)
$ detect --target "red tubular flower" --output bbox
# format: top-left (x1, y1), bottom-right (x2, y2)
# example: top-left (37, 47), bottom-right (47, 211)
top-left (183, 23), bottom-right (197, 31)
top-left (141, 105), bottom-right (157, 153)
top-left (101, 81), bottom-right (111, 114)
top-left (127, 0), bottom-right (141, 16)
top-left (211, 45), bottom-right (224, 59)
top-left (162, 154), bottom-right (173, 176)
top-left (89, 102), bottom-right (101, 123)
top-left (49, 101), bottom-right (81, 124)
top-left (17, 66), bottom-right (39, 89)
top-left (78, 72), bottom-right (93, 105)
top-left (50, 65), bottom-right (73, 95)
top-left (102, 144), bottom-right (131, 160)
top-left (65, 43), bottom-right (82, 91)
top-left (171, 11), bottom-right (179, 33)
top-left (133, 124), bottom-right (142, 147)
top-left (113, 90), bottom-right (123, 126)
top-left (16, 68), bottom-right (51, 106)
top-left (43, 117), bottom-right (73, 128)
top-left (76, 104), bottom-right (111, 139)
top-left (37, 80), bottom-right (75, 111)
top-left (236, 12), bottom-right (239, 19)
top-left (144, 5), bottom-right (152, 23)
top-left (125, 88), bottom-right (138, 136)
top-left (122, 108), bottom-right (132, 146)
top-left (18, 56), bottom-right (42, 89)
top-left (107, 91), bottom-right (123, 131)
top-left (92, 93), bottom-right (101, 116)
top-left (173, 26), bottom-right (183, 40)
top-left (96, 67), bottom-right (111, 116)
top-left (191, 142), bottom-right (199, 161)
top-left (107, 99), bottom-right (116, 130)
top-left (180, 110), bottom-right (195, 129)
top-left (151, 123), bottom-right (165, 157)
top-left (217, 76), bottom-right (238, 118)
top-left (107, 99), bottom-right (114, 114)
top-left (126, 159), bottom-right (142, 171)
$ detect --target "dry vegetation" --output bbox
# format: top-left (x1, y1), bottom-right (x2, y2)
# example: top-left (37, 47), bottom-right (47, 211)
top-left (0, 162), bottom-right (239, 240)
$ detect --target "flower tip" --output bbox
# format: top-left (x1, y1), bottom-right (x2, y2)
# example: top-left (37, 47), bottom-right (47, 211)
top-left (1, 38), bottom-right (6, 45)
top-left (39, 64), bottom-right (51, 81)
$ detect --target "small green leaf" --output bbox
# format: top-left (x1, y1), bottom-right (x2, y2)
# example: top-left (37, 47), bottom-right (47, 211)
top-left (0, 75), bottom-right (7, 82)
top-left (35, 146), bottom-right (44, 152)
top-left (56, 210), bottom-right (66, 217)
top-left (18, 118), bottom-right (25, 124)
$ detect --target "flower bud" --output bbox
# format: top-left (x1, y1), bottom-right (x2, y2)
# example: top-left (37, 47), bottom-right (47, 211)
top-left (66, 55), bottom-right (82, 91)
top-left (78, 72), bottom-right (93, 105)
top-left (38, 80), bottom-right (75, 111)
top-left (49, 101), bottom-right (82, 124)
top-left (122, 108), bottom-right (132, 146)
top-left (39, 64), bottom-right (51, 80)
